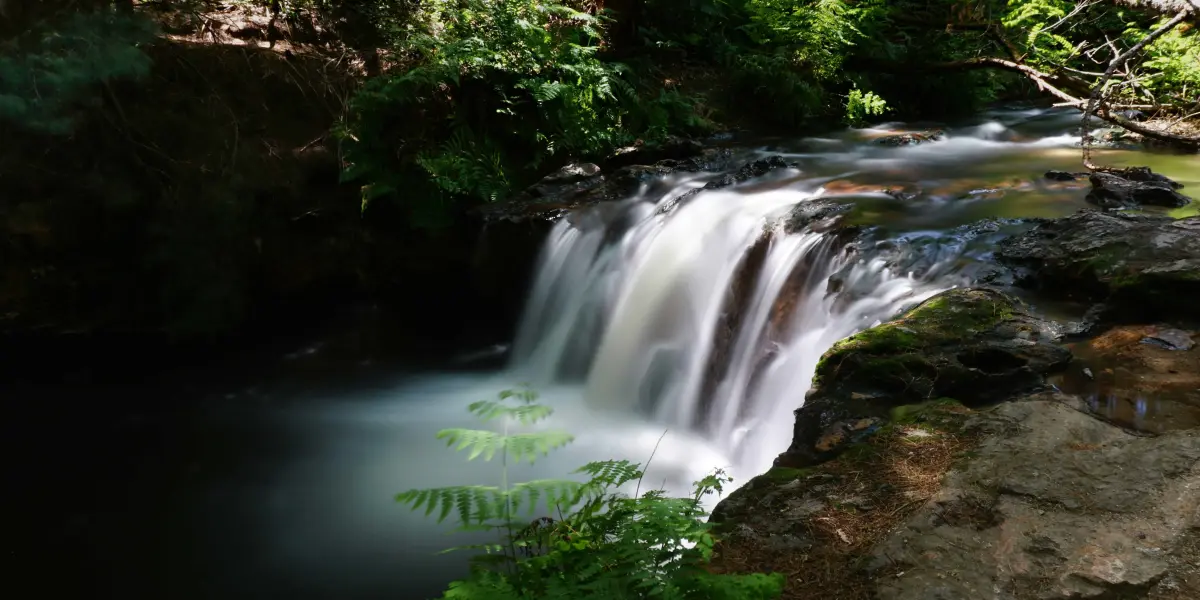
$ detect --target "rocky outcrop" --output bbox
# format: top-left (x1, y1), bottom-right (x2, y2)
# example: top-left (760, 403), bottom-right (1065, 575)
top-left (711, 308), bottom-right (1200, 599)
top-left (1087, 170), bottom-right (1192, 209)
top-left (711, 395), bottom-right (1200, 600)
top-left (997, 210), bottom-right (1200, 321)
top-left (773, 288), bottom-right (1070, 468)
top-left (870, 396), bottom-right (1200, 600)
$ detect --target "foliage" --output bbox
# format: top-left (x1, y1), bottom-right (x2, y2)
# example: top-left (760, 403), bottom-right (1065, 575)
top-left (1135, 17), bottom-right (1200, 102)
top-left (739, 0), bottom-right (879, 80)
top-left (0, 9), bottom-right (156, 135)
top-left (339, 0), bottom-right (713, 226)
top-left (396, 387), bottom-right (785, 599)
top-left (844, 88), bottom-right (889, 126)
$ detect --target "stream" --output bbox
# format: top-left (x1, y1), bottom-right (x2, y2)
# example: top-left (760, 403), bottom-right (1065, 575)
top-left (6, 107), bottom-right (1198, 599)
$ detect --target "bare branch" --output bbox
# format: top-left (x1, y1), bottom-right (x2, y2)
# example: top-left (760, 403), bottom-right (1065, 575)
top-left (1082, 8), bottom-right (1195, 168)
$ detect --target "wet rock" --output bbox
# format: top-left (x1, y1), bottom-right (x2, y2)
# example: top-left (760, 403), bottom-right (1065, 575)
top-left (523, 163), bottom-right (605, 202)
top-left (1087, 170), bottom-right (1192, 209)
top-left (1143, 328), bottom-right (1196, 351)
top-left (601, 135), bottom-right (708, 170)
top-left (784, 199), bottom-right (855, 234)
top-left (656, 155), bottom-right (795, 214)
top-left (607, 148), bottom-right (736, 197)
top-left (875, 130), bottom-right (946, 147)
top-left (870, 398), bottom-right (1200, 600)
top-left (774, 288), bottom-right (1070, 467)
top-left (996, 210), bottom-right (1200, 321)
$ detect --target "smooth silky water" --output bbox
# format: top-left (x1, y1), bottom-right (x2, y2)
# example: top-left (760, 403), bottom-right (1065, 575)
top-left (11, 108), bottom-right (1198, 599)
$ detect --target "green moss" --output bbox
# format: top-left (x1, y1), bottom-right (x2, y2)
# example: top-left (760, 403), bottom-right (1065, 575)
top-left (762, 466), bottom-right (814, 482)
top-left (1079, 244), bottom-right (1129, 278)
top-left (890, 397), bottom-right (962, 424)
top-left (813, 289), bottom-right (1017, 388)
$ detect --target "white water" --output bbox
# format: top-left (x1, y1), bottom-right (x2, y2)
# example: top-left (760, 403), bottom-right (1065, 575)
top-left (511, 175), bottom-right (956, 483)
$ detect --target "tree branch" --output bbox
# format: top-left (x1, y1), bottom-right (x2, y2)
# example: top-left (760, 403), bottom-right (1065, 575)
top-left (1082, 8), bottom-right (1194, 168)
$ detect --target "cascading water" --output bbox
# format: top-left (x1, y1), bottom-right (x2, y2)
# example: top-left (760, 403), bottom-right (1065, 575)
top-left (511, 172), bottom-right (961, 479)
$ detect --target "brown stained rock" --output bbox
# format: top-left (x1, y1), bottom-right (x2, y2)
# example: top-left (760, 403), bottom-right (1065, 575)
top-left (869, 398), bottom-right (1200, 600)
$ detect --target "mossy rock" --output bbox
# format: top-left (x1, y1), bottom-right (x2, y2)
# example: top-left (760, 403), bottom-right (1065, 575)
top-left (777, 288), bottom-right (1070, 468)
top-left (997, 210), bottom-right (1200, 322)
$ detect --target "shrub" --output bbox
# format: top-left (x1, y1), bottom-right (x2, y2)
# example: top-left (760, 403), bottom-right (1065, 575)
top-left (0, 9), bottom-right (156, 135)
top-left (396, 387), bottom-right (785, 599)
top-left (339, 0), bottom-right (712, 226)
top-left (844, 88), bottom-right (888, 126)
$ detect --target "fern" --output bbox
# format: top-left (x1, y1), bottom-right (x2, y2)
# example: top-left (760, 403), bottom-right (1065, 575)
top-left (399, 386), bottom-right (785, 599)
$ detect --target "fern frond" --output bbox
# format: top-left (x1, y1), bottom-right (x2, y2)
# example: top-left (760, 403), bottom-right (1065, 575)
top-left (505, 431), bottom-right (575, 464)
top-left (436, 428), bottom-right (507, 461)
top-left (467, 400), bottom-right (554, 425)
top-left (574, 459), bottom-right (644, 490)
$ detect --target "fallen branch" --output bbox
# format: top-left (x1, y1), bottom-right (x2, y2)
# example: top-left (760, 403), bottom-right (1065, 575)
top-left (936, 57), bottom-right (1083, 104)
top-left (1098, 105), bottom-right (1200, 149)
top-left (1082, 8), bottom-right (1196, 168)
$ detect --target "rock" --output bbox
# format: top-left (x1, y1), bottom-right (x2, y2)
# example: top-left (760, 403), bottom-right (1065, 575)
top-left (607, 147), bottom-right (737, 197)
top-left (1143, 328), bottom-right (1196, 351)
top-left (784, 199), bottom-right (855, 234)
top-left (602, 135), bottom-right (708, 170)
top-left (524, 162), bottom-right (605, 203)
top-left (1117, 109), bottom-right (1148, 122)
top-left (875, 130), bottom-right (946, 147)
top-left (870, 398), bottom-right (1200, 600)
top-left (997, 210), bottom-right (1200, 321)
top-left (774, 288), bottom-right (1070, 467)
top-left (537, 162), bottom-right (602, 186)
top-left (1087, 170), bottom-right (1192, 209)
top-left (656, 155), bottom-right (796, 215)
top-left (1119, 165), bottom-right (1186, 189)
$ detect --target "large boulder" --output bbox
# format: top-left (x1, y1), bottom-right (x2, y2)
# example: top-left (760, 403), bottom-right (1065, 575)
top-left (711, 396), bottom-right (1200, 600)
top-left (870, 397), bottom-right (1200, 600)
top-left (774, 288), bottom-right (1070, 468)
top-left (997, 210), bottom-right (1200, 321)
top-left (1087, 170), bottom-right (1192, 209)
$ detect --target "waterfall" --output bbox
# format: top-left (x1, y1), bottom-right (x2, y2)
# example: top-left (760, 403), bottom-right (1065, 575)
top-left (510, 171), bottom-right (958, 477)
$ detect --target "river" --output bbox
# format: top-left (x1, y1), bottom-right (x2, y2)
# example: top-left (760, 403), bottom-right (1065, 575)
top-left (5, 107), bottom-right (1198, 599)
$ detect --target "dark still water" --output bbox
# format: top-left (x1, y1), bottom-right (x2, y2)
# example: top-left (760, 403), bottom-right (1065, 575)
top-left (3, 323), bottom-right (726, 599)
top-left (6, 107), bottom-right (1199, 599)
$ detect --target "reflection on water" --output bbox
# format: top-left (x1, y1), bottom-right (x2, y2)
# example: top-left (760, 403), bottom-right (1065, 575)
top-left (1053, 325), bottom-right (1200, 434)
top-left (1075, 392), bottom-right (1200, 434)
